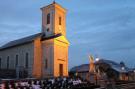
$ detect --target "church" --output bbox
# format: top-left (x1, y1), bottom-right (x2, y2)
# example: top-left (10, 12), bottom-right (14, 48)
top-left (0, 2), bottom-right (70, 78)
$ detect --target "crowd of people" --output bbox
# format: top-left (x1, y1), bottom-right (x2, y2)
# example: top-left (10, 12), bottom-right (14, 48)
top-left (0, 77), bottom-right (100, 89)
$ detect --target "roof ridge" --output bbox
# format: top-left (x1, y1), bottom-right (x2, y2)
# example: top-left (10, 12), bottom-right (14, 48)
top-left (0, 33), bottom-right (42, 50)
top-left (0, 33), bottom-right (62, 51)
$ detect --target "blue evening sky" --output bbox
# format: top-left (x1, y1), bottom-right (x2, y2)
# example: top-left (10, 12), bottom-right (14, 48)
top-left (0, 0), bottom-right (135, 69)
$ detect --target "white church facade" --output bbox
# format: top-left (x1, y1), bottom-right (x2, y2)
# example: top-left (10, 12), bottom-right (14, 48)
top-left (0, 2), bottom-right (69, 78)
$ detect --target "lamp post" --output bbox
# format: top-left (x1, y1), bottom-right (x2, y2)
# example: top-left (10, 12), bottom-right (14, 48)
top-left (95, 57), bottom-right (100, 85)
top-left (121, 67), bottom-right (125, 80)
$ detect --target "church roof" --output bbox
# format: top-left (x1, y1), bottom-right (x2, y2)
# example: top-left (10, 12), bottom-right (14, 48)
top-left (0, 33), bottom-right (41, 50)
top-left (96, 59), bottom-right (130, 73)
top-left (41, 1), bottom-right (66, 12)
top-left (70, 64), bottom-right (89, 73)
top-left (0, 33), bottom-right (62, 50)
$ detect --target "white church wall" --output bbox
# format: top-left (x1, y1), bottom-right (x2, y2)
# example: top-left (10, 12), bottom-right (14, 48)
top-left (0, 42), bottom-right (34, 77)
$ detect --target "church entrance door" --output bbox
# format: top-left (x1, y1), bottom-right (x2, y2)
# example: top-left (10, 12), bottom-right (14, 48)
top-left (59, 64), bottom-right (63, 76)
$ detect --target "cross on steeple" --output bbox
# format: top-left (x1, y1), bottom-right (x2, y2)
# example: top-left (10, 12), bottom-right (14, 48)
top-left (53, 0), bottom-right (56, 3)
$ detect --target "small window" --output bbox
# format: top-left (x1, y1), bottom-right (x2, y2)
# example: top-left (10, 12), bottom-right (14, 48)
top-left (47, 28), bottom-right (50, 32)
top-left (47, 13), bottom-right (50, 24)
top-left (59, 17), bottom-right (62, 25)
top-left (7, 56), bottom-right (9, 69)
top-left (45, 59), bottom-right (48, 69)
top-left (0, 58), bottom-right (1, 69)
top-left (25, 53), bottom-right (29, 68)
top-left (15, 55), bottom-right (18, 67)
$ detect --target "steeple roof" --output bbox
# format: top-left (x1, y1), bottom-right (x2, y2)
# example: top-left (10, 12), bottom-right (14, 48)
top-left (40, 1), bottom-right (66, 12)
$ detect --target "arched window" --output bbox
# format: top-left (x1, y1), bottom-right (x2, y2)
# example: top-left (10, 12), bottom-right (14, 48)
top-left (0, 57), bottom-right (1, 69)
top-left (7, 56), bottom-right (9, 69)
top-left (25, 53), bottom-right (29, 68)
top-left (59, 16), bottom-right (62, 25)
top-left (47, 13), bottom-right (50, 24)
top-left (45, 59), bottom-right (48, 69)
top-left (15, 55), bottom-right (18, 67)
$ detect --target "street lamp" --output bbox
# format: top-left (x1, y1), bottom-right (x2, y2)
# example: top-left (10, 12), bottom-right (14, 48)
top-left (121, 67), bottom-right (126, 80)
top-left (121, 67), bottom-right (125, 70)
top-left (95, 58), bottom-right (100, 62)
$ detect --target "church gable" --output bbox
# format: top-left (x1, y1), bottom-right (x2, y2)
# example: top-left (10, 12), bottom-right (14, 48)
top-left (54, 35), bottom-right (70, 45)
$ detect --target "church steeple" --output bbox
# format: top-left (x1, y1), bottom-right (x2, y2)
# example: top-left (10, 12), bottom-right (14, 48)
top-left (41, 2), bottom-right (66, 37)
top-left (53, 0), bottom-right (56, 4)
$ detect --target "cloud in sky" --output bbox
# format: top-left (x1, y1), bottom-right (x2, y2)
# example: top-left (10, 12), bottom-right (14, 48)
top-left (0, 0), bottom-right (135, 68)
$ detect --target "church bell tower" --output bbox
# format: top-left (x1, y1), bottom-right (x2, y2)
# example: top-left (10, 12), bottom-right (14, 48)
top-left (36, 2), bottom-right (70, 77)
top-left (41, 1), bottom-right (66, 37)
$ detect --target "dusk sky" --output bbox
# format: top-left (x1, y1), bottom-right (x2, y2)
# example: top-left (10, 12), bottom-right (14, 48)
top-left (0, 0), bottom-right (135, 69)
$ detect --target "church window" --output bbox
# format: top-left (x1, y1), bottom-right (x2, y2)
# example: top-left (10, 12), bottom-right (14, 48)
top-left (59, 16), bottom-right (62, 25)
top-left (47, 13), bottom-right (50, 24)
top-left (45, 59), bottom-right (48, 69)
top-left (15, 55), bottom-right (18, 67)
top-left (7, 56), bottom-right (9, 69)
top-left (25, 53), bottom-right (29, 68)
top-left (47, 28), bottom-right (50, 32)
top-left (0, 58), bottom-right (1, 69)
